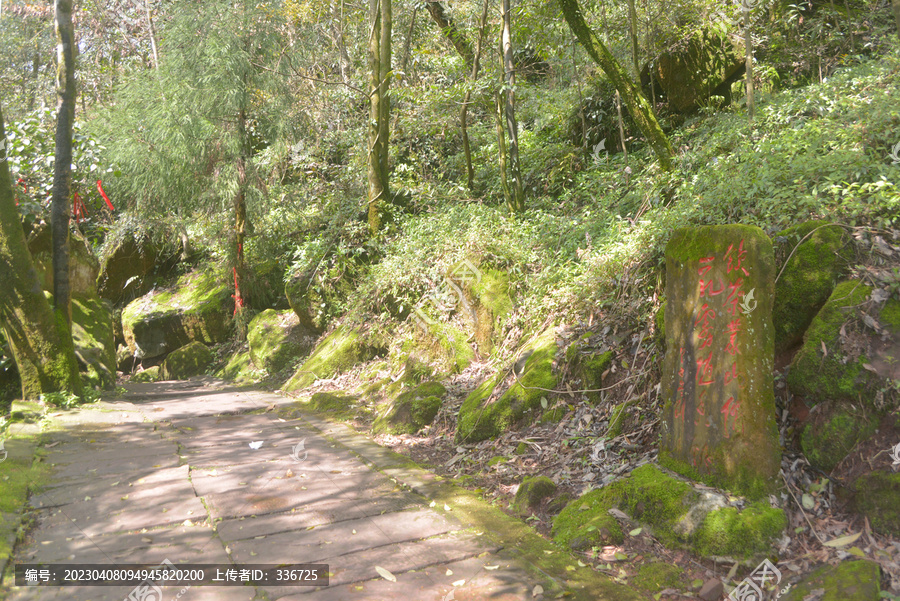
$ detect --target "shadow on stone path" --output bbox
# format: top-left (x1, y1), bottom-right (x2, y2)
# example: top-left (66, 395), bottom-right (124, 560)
top-left (3, 378), bottom-right (640, 601)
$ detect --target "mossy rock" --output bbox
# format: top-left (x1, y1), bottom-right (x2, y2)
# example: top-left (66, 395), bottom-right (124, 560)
top-left (693, 501), bottom-right (787, 558)
top-left (132, 366), bottom-right (160, 383)
top-left (456, 327), bottom-right (558, 443)
top-left (782, 560), bottom-right (881, 601)
top-left (409, 321), bottom-right (475, 374)
top-left (552, 464), bottom-right (783, 559)
top-left (631, 562), bottom-right (685, 592)
top-left (800, 404), bottom-right (877, 472)
top-left (787, 280), bottom-right (900, 405)
top-left (551, 486), bottom-right (624, 551)
top-left (305, 391), bottom-right (360, 419)
top-left (71, 297), bottom-right (117, 389)
top-left (216, 350), bottom-right (262, 385)
top-left (654, 301), bottom-right (666, 349)
top-left (247, 309), bottom-right (314, 375)
top-left (773, 221), bottom-right (852, 354)
top-left (28, 223), bottom-right (100, 299)
top-left (849, 471), bottom-right (900, 537)
top-left (372, 381), bottom-right (446, 435)
top-left (607, 399), bottom-right (637, 438)
top-left (566, 332), bottom-right (613, 404)
top-left (121, 270), bottom-right (232, 359)
top-left (283, 326), bottom-right (382, 393)
top-left (510, 476), bottom-right (557, 516)
top-left (285, 269), bottom-right (328, 333)
top-left (160, 341), bottom-right (214, 380)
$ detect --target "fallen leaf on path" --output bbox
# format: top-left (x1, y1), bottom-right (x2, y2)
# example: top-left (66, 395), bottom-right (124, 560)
top-left (823, 532), bottom-right (861, 547)
top-left (532, 584), bottom-right (543, 597)
top-left (375, 566), bottom-right (396, 582)
top-left (249, 441), bottom-right (263, 449)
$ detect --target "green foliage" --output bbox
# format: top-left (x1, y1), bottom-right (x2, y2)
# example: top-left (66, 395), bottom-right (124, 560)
top-left (40, 388), bottom-right (99, 409)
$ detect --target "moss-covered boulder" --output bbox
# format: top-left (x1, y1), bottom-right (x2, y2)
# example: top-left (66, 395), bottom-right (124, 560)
top-left (160, 341), bottom-right (214, 380)
top-left (96, 219), bottom-right (179, 304)
top-left (132, 366), bottom-right (160, 383)
top-left (283, 326), bottom-right (381, 392)
top-left (848, 471), bottom-right (900, 537)
top-left (466, 267), bottom-right (513, 355)
top-left (782, 560), bottom-right (881, 601)
top-left (788, 281), bottom-right (900, 404)
top-left (456, 327), bottom-right (558, 443)
top-left (373, 381), bottom-right (445, 435)
top-left (27, 224), bottom-right (100, 299)
top-left (773, 221), bottom-right (852, 354)
top-left (285, 269), bottom-right (329, 333)
top-left (800, 404), bottom-right (877, 472)
top-left (216, 350), bottom-right (262, 385)
top-left (552, 464), bottom-right (784, 559)
top-left (403, 321), bottom-right (475, 375)
top-left (565, 332), bottom-right (613, 404)
top-left (71, 297), bottom-right (117, 389)
top-left (121, 270), bottom-right (232, 359)
top-left (510, 476), bottom-right (558, 516)
top-left (290, 391), bottom-right (361, 419)
top-left (247, 309), bottom-right (313, 375)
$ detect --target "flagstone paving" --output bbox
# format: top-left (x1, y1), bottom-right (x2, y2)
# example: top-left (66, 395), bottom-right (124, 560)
top-left (1, 377), bottom-right (641, 601)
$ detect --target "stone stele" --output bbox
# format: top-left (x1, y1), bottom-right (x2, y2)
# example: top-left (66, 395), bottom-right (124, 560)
top-left (660, 224), bottom-right (780, 498)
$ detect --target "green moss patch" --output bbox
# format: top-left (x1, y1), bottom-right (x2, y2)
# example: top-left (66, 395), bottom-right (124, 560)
top-left (217, 350), bottom-right (262, 385)
top-left (851, 470), bottom-right (900, 537)
top-left (773, 221), bottom-right (852, 353)
top-left (510, 476), bottom-right (557, 516)
top-left (469, 267), bottom-right (513, 354)
top-left (800, 405), bottom-right (876, 472)
top-left (373, 381), bottom-right (446, 435)
top-left (631, 562), bottom-right (685, 592)
top-left (283, 326), bottom-right (381, 393)
top-left (787, 281), bottom-right (879, 404)
top-left (247, 309), bottom-right (312, 375)
top-left (131, 366), bottom-right (160, 383)
top-left (304, 391), bottom-right (361, 419)
top-left (782, 560), bottom-right (881, 601)
top-left (566, 335), bottom-right (613, 405)
top-left (607, 399), bottom-right (636, 437)
top-left (553, 464), bottom-right (783, 559)
top-left (160, 341), bottom-right (214, 380)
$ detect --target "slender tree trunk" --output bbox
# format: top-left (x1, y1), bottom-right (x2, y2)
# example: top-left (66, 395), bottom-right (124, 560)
top-left (399, 4), bottom-right (418, 81)
top-left (627, 0), bottom-right (640, 79)
top-left (367, 0), bottom-right (391, 234)
top-left (145, 0), bottom-right (159, 69)
top-left (893, 0), bottom-right (900, 41)
top-left (500, 0), bottom-right (524, 212)
top-left (744, 4), bottom-right (754, 121)
top-left (424, 1), bottom-right (474, 71)
top-left (332, 0), bottom-right (352, 82)
top-left (30, 35), bottom-right (40, 111)
top-left (495, 92), bottom-right (510, 204)
top-left (234, 105), bottom-right (249, 322)
top-left (462, 0), bottom-right (489, 191)
top-left (0, 103), bottom-right (82, 399)
top-left (558, 0), bottom-right (674, 170)
top-left (616, 89), bottom-right (628, 162)
top-left (51, 0), bottom-right (76, 327)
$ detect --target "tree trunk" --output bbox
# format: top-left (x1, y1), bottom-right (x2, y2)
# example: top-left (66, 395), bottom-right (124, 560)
top-left (892, 0), bottom-right (899, 42)
top-left (234, 105), bottom-right (249, 322)
top-left (500, 0), bottom-right (525, 213)
top-left (616, 89), bottom-right (628, 163)
top-left (332, 0), bottom-right (352, 82)
top-left (51, 0), bottom-right (76, 327)
top-left (462, 0), bottom-right (490, 191)
top-left (424, 1), bottom-right (474, 71)
top-left (367, 0), bottom-right (391, 235)
top-left (744, 4), bottom-right (754, 121)
top-left (558, 0), bottom-right (674, 171)
top-left (399, 4), bottom-right (418, 81)
top-left (0, 102), bottom-right (82, 399)
top-left (495, 92), bottom-right (510, 205)
top-left (627, 0), bottom-right (640, 79)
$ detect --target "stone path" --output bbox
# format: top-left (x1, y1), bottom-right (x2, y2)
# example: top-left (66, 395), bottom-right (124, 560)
top-left (2, 378), bottom-right (639, 601)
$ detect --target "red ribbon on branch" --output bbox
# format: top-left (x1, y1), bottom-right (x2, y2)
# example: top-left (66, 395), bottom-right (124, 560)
top-left (73, 192), bottom-right (89, 222)
top-left (96, 179), bottom-right (115, 211)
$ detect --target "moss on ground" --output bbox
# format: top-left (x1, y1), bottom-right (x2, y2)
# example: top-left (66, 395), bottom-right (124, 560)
top-left (631, 562), bottom-right (685, 592)
top-left (304, 391), bottom-right (361, 419)
top-left (456, 327), bottom-right (558, 442)
top-left (284, 326), bottom-right (379, 392)
top-left (510, 476), bottom-right (557, 516)
top-left (373, 381), bottom-right (446, 435)
top-left (800, 405), bottom-right (876, 472)
top-left (160, 341), bottom-right (214, 380)
top-left (851, 470), bottom-right (900, 537)
top-left (773, 221), bottom-right (852, 353)
top-left (782, 560), bottom-right (881, 601)
top-left (607, 399), bottom-right (636, 437)
top-left (553, 464), bottom-right (783, 559)
top-left (787, 281), bottom-right (877, 403)
top-left (694, 501), bottom-right (787, 557)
